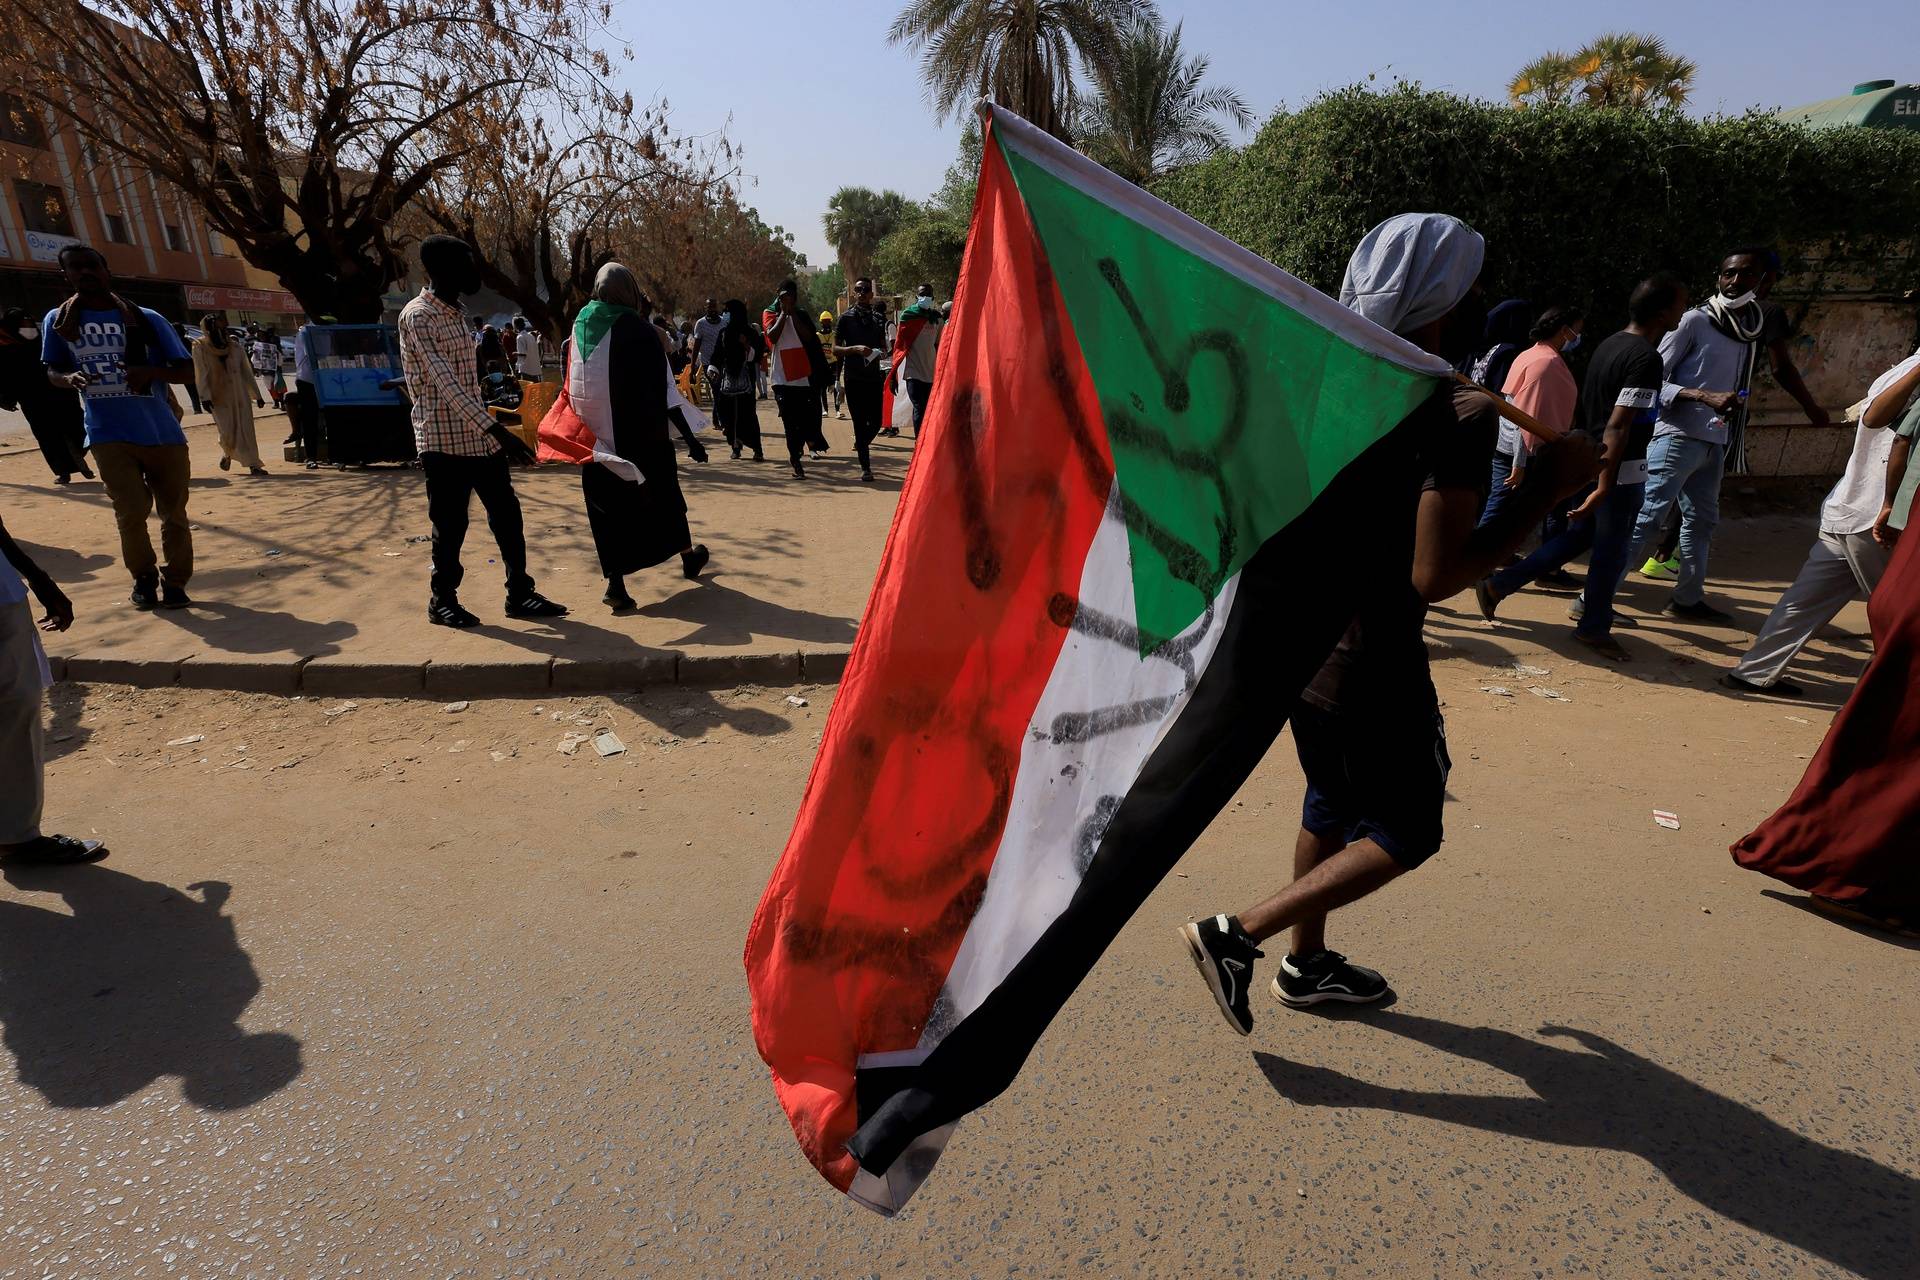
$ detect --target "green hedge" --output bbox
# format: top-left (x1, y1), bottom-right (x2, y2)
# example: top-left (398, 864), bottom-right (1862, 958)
top-left (1153, 84), bottom-right (1920, 332)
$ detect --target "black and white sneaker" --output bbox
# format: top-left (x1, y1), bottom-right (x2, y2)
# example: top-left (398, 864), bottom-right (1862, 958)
top-left (1179, 914), bottom-right (1263, 1036)
top-left (1272, 950), bottom-right (1391, 1008)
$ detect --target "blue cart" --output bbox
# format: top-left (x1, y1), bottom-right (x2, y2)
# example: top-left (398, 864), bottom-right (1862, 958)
top-left (305, 323), bottom-right (415, 465)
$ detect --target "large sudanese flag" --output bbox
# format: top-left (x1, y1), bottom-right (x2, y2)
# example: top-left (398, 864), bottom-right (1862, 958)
top-left (744, 103), bottom-right (1454, 1215)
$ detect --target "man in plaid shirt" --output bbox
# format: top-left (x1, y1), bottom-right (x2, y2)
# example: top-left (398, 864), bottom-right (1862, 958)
top-left (399, 236), bottom-right (565, 627)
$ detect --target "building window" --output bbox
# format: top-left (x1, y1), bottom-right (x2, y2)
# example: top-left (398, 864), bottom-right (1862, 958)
top-left (0, 94), bottom-right (47, 149)
top-left (16, 180), bottom-right (74, 237)
top-left (208, 229), bottom-right (229, 256)
top-left (163, 223), bottom-right (186, 252)
top-left (104, 212), bottom-right (130, 243)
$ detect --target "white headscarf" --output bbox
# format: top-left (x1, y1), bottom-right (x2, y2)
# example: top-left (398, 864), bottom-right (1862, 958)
top-left (1339, 213), bottom-right (1485, 335)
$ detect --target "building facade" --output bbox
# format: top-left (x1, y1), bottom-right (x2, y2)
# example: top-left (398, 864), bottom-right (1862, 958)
top-left (0, 86), bottom-right (269, 324)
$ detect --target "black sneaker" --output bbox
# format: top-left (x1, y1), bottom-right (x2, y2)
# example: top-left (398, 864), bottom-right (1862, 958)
top-left (428, 597), bottom-right (480, 628)
top-left (1533, 569), bottom-right (1582, 591)
top-left (158, 585), bottom-right (193, 610)
top-left (1663, 599), bottom-right (1735, 624)
top-left (1273, 949), bottom-right (1391, 1008)
top-left (680, 544), bottom-right (709, 580)
top-left (1472, 577), bottom-right (1499, 621)
top-left (504, 591), bottom-right (568, 619)
top-left (129, 580), bottom-right (159, 611)
top-left (1179, 915), bottom-right (1264, 1036)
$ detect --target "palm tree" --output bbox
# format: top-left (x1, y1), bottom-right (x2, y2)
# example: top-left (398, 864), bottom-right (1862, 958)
top-left (821, 187), bottom-right (912, 280)
top-left (1576, 32), bottom-right (1696, 110)
top-left (1507, 33), bottom-right (1695, 111)
top-left (887, 0), bottom-right (1151, 142)
top-left (1507, 51), bottom-right (1581, 108)
top-left (1077, 18), bottom-right (1253, 186)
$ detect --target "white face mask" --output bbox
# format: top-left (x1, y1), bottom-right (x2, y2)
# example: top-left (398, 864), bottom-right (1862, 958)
top-left (18, 325), bottom-right (37, 340)
top-left (1720, 289), bottom-right (1757, 308)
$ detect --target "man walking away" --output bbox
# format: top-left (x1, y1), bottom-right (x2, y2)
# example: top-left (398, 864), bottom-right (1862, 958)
top-left (835, 278), bottom-right (888, 482)
top-left (1721, 353), bottom-right (1920, 696)
top-left (292, 317), bottom-right (326, 464)
top-left (890, 284), bottom-right (942, 437)
top-left (1180, 214), bottom-right (1600, 1031)
top-left (512, 316), bottom-right (542, 382)
top-left (41, 245), bottom-right (196, 610)
top-left (1559, 274), bottom-right (1691, 659)
top-left (0, 306), bottom-right (90, 484)
top-left (0, 511), bottom-right (102, 866)
top-left (397, 235), bottom-right (566, 628)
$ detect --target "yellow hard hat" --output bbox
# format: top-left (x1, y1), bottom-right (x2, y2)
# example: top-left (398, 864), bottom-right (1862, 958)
top-left (818, 310), bottom-right (834, 325)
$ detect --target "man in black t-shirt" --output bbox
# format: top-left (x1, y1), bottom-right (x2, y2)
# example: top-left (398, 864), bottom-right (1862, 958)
top-left (1473, 274), bottom-right (1691, 661)
top-left (1565, 276), bottom-right (1692, 657)
top-left (834, 277), bottom-right (889, 482)
top-left (1181, 214), bottom-right (1601, 1033)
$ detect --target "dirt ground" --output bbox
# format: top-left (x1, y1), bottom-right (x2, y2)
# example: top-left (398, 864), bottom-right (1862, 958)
top-left (3, 524), bottom-right (1915, 1278)
top-left (0, 404), bottom-right (900, 676)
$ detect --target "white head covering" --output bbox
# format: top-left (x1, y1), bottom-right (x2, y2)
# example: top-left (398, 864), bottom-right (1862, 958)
top-left (1338, 213), bottom-right (1485, 335)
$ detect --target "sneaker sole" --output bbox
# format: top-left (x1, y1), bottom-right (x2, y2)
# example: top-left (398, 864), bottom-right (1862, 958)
top-left (1272, 977), bottom-right (1391, 1008)
top-left (1179, 922), bottom-right (1251, 1037)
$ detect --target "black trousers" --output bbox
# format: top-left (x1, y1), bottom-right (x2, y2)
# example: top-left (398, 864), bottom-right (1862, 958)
top-left (845, 374), bottom-right (883, 471)
top-left (421, 451), bottom-right (533, 602)
top-left (294, 379), bottom-right (324, 462)
top-left (21, 395), bottom-right (87, 478)
top-left (772, 385), bottom-right (819, 465)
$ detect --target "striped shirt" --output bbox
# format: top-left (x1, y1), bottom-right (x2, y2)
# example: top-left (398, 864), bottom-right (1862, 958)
top-left (398, 290), bottom-right (500, 458)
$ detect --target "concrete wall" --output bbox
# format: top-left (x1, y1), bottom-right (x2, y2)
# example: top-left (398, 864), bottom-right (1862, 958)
top-left (1744, 249), bottom-right (1918, 477)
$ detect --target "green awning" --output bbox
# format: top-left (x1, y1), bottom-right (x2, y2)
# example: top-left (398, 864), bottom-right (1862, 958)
top-left (1777, 82), bottom-right (1920, 131)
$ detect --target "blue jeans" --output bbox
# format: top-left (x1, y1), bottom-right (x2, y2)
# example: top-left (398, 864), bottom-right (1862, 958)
top-left (1486, 484), bottom-right (1597, 599)
top-left (1478, 452), bottom-right (1518, 528)
top-left (1624, 434), bottom-right (1724, 608)
top-left (1575, 480), bottom-right (1647, 638)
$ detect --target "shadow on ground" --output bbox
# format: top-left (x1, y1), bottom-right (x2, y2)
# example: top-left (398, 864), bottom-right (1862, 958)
top-left (636, 575), bottom-right (856, 647)
top-left (1758, 889), bottom-right (1920, 952)
top-left (1255, 1013), bottom-right (1916, 1280)
top-left (152, 598), bottom-right (358, 656)
top-left (0, 864), bottom-right (300, 1109)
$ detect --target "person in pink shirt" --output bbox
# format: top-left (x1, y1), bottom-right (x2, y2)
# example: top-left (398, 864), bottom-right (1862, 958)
top-left (1472, 305), bottom-right (1591, 613)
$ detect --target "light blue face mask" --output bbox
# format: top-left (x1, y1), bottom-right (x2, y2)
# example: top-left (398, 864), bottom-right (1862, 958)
top-left (720, 311), bottom-right (731, 326)
top-left (1562, 332), bottom-right (1583, 353)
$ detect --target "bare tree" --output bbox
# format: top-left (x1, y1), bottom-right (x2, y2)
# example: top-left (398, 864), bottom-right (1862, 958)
top-left (0, 0), bottom-right (625, 321)
top-left (416, 94), bottom-right (734, 340)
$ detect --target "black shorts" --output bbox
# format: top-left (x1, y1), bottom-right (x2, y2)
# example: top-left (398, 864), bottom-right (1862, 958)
top-left (1292, 698), bottom-right (1449, 869)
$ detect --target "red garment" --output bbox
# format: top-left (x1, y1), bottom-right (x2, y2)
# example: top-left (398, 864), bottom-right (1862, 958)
top-left (1731, 523), bottom-right (1920, 911)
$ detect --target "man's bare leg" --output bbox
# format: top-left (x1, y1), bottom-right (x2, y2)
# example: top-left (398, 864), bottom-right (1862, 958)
top-left (1234, 833), bottom-right (1404, 947)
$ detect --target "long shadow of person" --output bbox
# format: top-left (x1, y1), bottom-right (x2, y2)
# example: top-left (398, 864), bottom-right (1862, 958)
top-left (1254, 1014), bottom-right (1916, 1279)
top-left (0, 865), bottom-right (300, 1110)
top-left (637, 575), bottom-right (857, 647)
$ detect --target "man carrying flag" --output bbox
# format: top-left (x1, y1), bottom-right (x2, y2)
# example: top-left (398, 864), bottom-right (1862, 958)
top-left (1180, 215), bottom-right (1600, 1030)
top-left (746, 106), bottom-right (1594, 1215)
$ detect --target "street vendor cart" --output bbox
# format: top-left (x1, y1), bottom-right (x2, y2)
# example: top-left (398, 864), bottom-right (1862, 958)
top-left (307, 323), bottom-right (415, 465)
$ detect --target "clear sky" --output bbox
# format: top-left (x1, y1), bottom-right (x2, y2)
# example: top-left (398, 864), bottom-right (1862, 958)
top-left (610, 0), bottom-right (1917, 265)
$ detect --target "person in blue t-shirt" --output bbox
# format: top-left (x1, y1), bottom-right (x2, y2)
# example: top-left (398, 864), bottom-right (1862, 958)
top-left (40, 244), bottom-right (197, 610)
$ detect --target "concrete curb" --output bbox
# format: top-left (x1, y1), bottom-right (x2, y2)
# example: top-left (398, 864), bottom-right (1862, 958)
top-left (53, 646), bottom-right (855, 698)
